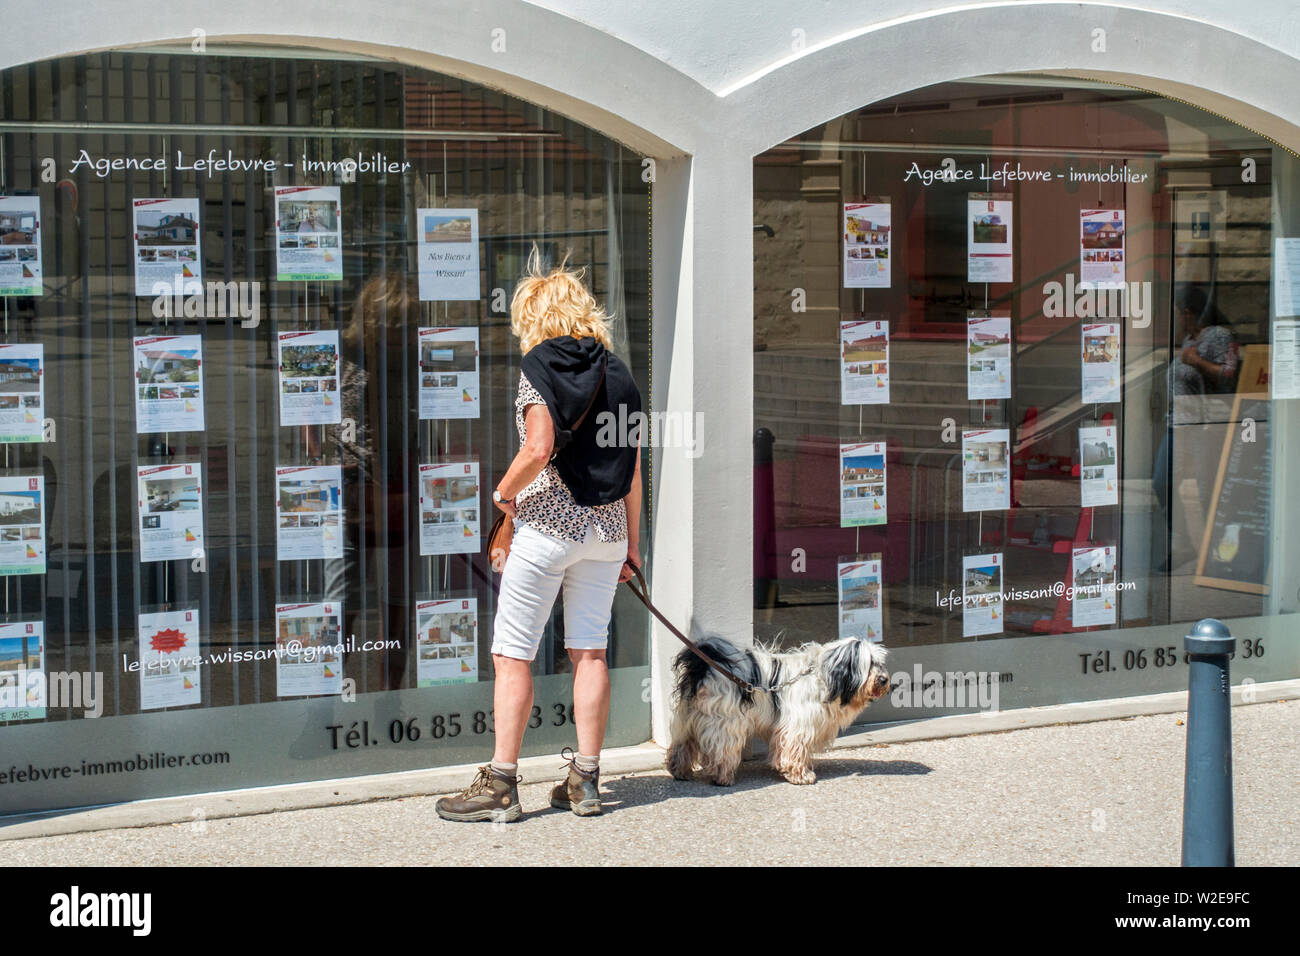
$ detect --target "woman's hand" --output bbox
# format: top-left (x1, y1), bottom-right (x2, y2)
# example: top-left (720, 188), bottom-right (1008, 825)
top-left (494, 495), bottom-right (517, 518)
top-left (1180, 342), bottom-right (1200, 366)
top-left (619, 543), bottom-right (641, 583)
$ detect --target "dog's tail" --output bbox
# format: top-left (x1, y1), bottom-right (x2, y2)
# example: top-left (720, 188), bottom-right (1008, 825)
top-left (673, 636), bottom-right (757, 706)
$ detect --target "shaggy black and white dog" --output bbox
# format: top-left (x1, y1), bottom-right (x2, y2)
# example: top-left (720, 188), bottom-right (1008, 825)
top-left (666, 636), bottom-right (890, 786)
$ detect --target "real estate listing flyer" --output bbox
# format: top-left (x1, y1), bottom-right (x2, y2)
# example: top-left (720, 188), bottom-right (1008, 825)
top-left (1273, 237), bottom-right (1300, 319)
top-left (419, 461), bottom-right (480, 555)
top-left (133, 334), bottom-right (205, 433)
top-left (0, 619), bottom-right (44, 721)
top-left (275, 602), bottom-right (344, 697)
top-left (0, 343), bottom-right (44, 443)
top-left (962, 552), bottom-right (1004, 638)
top-left (1079, 208), bottom-right (1125, 289)
top-left (839, 441), bottom-right (887, 528)
top-left (137, 463), bottom-right (203, 563)
top-left (0, 476), bottom-right (43, 575)
top-left (967, 192), bottom-right (1013, 283)
top-left (138, 607), bottom-right (202, 711)
top-left (1271, 318), bottom-right (1300, 401)
top-left (837, 556), bottom-right (883, 642)
top-left (417, 208), bottom-right (479, 300)
top-left (962, 429), bottom-right (1010, 512)
top-left (0, 196), bottom-right (43, 296)
top-left (132, 197), bottom-right (202, 297)
top-left (416, 596), bottom-right (478, 686)
top-left (843, 201), bottom-right (891, 289)
top-left (276, 465), bottom-right (344, 561)
top-left (1079, 424), bottom-right (1119, 508)
top-left (418, 326), bottom-right (480, 419)
top-left (275, 185), bottom-right (343, 281)
top-left (966, 312), bottom-right (1012, 400)
top-left (840, 319), bottom-right (890, 405)
top-left (278, 330), bottom-right (341, 426)
top-left (1081, 323), bottom-right (1121, 404)
top-left (1071, 545), bottom-right (1118, 627)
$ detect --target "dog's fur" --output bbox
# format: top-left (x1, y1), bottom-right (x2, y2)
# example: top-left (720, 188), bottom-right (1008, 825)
top-left (666, 636), bottom-right (890, 786)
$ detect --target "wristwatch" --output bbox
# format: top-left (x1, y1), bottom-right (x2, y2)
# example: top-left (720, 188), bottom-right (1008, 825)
top-left (493, 488), bottom-right (512, 505)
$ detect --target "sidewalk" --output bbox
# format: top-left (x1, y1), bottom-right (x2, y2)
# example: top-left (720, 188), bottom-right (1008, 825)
top-left (7, 698), bottom-right (1296, 866)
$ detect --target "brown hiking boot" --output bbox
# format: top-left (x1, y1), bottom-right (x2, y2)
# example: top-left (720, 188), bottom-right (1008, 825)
top-left (435, 765), bottom-right (523, 823)
top-left (549, 747), bottom-right (602, 816)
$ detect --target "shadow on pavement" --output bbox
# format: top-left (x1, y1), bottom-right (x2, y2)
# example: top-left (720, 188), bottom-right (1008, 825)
top-left (590, 755), bottom-right (932, 812)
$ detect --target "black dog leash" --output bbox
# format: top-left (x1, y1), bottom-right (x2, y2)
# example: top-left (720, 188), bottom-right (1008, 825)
top-left (622, 564), bottom-right (760, 695)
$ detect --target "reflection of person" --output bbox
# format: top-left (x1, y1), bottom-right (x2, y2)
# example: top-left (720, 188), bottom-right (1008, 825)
top-left (437, 249), bottom-right (643, 823)
top-left (1153, 285), bottom-right (1238, 566)
top-left (314, 273), bottom-right (417, 691)
top-left (1171, 286), bottom-right (1237, 403)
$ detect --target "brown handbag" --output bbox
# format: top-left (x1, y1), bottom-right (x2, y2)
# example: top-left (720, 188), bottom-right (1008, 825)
top-left (486, 357), bottom-right (608, 574)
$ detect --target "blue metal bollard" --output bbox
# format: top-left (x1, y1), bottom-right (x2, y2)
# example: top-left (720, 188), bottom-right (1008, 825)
top-left (1181, 618), bottom-right (1235, 867)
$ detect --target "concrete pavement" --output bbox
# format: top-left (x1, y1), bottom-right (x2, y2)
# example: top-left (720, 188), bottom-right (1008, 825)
top-left (6, 697), bottom-right (1296, 866)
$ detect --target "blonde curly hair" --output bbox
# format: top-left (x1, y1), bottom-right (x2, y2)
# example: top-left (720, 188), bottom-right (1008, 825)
top-left (510, 245), bottom-right (613, 353)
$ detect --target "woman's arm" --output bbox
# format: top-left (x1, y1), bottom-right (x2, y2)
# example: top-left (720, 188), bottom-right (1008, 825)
top-left (492, 402), bottom-right (554, 516)
top-left (619, 434), bottom-right (643, 583)
top-left (1180, 335), bottom-right (1238, 385)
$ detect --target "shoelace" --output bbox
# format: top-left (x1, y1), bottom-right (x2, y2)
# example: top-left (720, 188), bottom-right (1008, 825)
top-left (463, 765), bottom-right (495, 797)
top-left (463, 765), bottom-right (521, 796)
top-left (558, 746), bottom-right (593, 779)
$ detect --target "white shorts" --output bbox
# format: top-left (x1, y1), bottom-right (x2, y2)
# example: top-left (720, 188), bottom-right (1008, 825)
top-left (491, 520), bottom-right (627, 662)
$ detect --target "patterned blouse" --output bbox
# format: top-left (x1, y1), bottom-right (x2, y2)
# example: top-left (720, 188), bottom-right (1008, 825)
top-left (513, 371), bottom-right (628, 544)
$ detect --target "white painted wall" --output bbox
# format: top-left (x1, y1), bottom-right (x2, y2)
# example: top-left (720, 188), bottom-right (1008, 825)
top-left (5, 1), bottom-right (1300, 744)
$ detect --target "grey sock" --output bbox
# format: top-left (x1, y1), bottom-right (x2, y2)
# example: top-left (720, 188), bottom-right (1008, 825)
top-left (491, 761), bottom-right (517, 780)
top-left (574, 753), bottom-right (599, 774)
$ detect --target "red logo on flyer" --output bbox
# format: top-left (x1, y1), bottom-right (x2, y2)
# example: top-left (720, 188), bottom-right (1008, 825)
top-left (150, 628), bottom-right (188, 654)
top-left (28, 478), bottom-right (37, 490)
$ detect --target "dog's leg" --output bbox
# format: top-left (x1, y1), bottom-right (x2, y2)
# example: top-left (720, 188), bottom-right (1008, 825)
top-left (704, 738), bottom-right (743, 787)
top-left (665, 698), bottom-right (701, 780)
top-left (774, 731), bottom-right (817, 785)
top-left (698, 716), bottom-right (746, 787)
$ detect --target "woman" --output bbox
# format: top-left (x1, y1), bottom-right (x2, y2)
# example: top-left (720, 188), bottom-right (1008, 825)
top-left (436, 250), bottom-right (643, 823)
